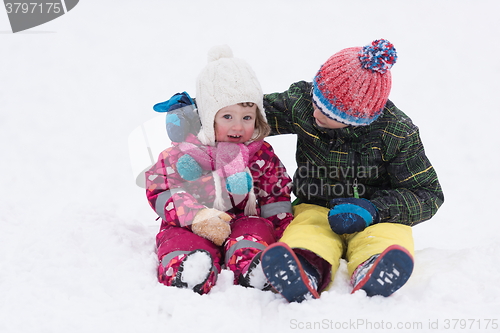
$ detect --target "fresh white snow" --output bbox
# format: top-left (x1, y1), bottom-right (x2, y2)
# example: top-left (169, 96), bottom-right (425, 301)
top-left (248, 261), bottom-right (268, 291)
top-left (180, 251), bottom-right (212, 289)
top-left (1, 1), bottom-right (500, 332)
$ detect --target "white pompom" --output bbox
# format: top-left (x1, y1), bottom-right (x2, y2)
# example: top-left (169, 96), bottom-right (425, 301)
top-left (207, 45), bottom-right (233, 62)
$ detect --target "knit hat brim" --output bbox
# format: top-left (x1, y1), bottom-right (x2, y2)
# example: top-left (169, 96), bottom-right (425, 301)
top-left (312, 84), bottom-right (382, 126)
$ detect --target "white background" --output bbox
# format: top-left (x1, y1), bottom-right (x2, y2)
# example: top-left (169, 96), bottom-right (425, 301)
top-left (1, 1), bottom-right (499, 332)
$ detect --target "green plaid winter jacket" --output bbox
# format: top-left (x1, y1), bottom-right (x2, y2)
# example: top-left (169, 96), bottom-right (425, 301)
top-left (263, 81), bottom-right (444, 226)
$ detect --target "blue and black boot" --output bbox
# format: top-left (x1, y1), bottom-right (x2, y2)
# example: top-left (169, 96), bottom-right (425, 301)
top-left (351, 244), bottom-right (414, 297)
top-left (261, 242), bottom-right (320, 302)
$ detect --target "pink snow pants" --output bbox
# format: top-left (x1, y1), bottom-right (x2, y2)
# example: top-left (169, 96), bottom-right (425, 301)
top-left (156, 216), bottom-right (276, 281)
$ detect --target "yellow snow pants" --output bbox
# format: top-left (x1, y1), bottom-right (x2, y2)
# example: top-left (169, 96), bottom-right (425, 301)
top-left (279, 203), bottom-right (414, 291)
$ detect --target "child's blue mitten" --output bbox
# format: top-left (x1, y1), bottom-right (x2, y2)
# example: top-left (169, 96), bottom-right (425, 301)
top-left (328, 198), bottom-right (380, 235)
top-left (153, 92), bottom-right (201, 142)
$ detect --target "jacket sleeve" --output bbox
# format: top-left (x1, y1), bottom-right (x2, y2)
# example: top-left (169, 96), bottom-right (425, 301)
top-left (252, 142), bottom-right (294, 239)
top-left (370, 125), bottom-right (444, 226)
top-left (263, 81), bottom-right (312, 135)
top-left (145, 148), bottom-right (206, 228)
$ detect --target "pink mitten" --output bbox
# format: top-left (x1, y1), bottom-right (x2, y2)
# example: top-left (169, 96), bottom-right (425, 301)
top-left (191, 208), bottom-right (232, 246)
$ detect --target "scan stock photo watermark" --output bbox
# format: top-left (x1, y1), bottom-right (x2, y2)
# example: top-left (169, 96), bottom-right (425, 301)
top-left (3, 0), bottom-right (78, 33)
top-left (289, 318), bottom-right (499, 331)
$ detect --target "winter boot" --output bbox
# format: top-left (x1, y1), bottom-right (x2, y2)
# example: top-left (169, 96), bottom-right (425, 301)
top-left (261, 242), bottom-right (320, 302)
top-left (351, 244), bottom-right (414, 297)
top-left (238, 252), bottom-right (271, 290)
top-left (225, 234), bottom-right (269, 288)
top-left (158, 249), bottom-right (218, 295)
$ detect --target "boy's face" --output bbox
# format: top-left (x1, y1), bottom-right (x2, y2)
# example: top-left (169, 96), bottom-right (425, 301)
top-left (313, 104), bottom-right (348, 129)
top-left (214, 104), bottom-right (257, 143)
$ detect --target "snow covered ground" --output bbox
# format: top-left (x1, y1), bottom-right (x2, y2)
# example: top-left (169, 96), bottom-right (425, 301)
top-left (1, 1), bottom-right (499, 332)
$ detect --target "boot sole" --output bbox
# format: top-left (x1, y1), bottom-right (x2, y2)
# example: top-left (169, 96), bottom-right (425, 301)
top-left (351, 244), bottom-right (413, 297)
top-left (172, 249), bottom-right (216, 295)
top-left (261, 242), bottom-right (320, 302)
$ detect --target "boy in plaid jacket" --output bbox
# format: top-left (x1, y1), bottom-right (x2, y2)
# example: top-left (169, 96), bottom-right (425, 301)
top-left (260, 39), bottom-right (444, 302)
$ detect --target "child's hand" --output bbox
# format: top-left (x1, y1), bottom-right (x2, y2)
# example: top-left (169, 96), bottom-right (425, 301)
top-left (153, 91), bottom-right (201, 142)
top-left (328, 198), bottom-right (379, 235)
top-left (191, 208), bottom-right (232, 246)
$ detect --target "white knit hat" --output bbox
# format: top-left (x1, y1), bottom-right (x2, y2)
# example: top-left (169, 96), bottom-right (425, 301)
top-left (196, 45), bottom-right (266, 146)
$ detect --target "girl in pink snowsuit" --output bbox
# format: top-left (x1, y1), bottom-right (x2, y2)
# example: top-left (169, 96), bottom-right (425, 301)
top-left (145, 45), bottom-right (293, 294)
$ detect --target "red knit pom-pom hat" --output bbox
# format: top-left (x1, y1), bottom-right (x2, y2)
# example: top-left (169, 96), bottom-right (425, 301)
top-left (312, 39), bottom-right (397, 126)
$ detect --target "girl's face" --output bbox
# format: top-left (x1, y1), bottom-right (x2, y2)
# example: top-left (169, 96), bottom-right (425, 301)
top-left (313, 104), bottom-right (348, 129)
top-left (214, 103), bottom-right (257, 143)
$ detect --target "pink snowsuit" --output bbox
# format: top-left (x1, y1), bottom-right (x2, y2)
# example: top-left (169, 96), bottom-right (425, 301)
top-left (146, 134), bottom-right (293, 286)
